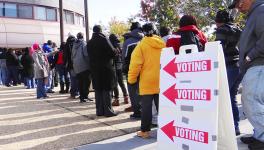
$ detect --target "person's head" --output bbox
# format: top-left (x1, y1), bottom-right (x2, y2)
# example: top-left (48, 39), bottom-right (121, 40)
top-left (159, 26), bottom-right (171, 37)
top-left (32, 43), bottom-right (41, 51)
top-left (142, 23), bottom-right (156, 37)
top-left (229, 0), bottom-right (256, 14)
top-left (215, 10), bottom-right (231, 27)
top-left (47, 40), bottom-right (52, 46)
top-left (179, 15), bottom-right (197, 28)
top-left (93, 25), bottom-right (102, 33)
top-left (24, 47), bottom-right (30, 55)
top-left (130, 22), bottom-right (142, 31)
top-left (77, 32), bottom-right (84, 40)
top-left (60, 42), bottom-right (66, 51)
top-left (52, 42), bottom-right (57, 48)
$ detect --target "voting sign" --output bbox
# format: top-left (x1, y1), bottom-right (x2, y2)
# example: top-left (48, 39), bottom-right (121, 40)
top-left (158, 42), bottom-right (238, 150)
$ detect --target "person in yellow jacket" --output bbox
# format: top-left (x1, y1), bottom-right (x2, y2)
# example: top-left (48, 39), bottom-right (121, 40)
top-left (128, 23), bottom-right (166, 138)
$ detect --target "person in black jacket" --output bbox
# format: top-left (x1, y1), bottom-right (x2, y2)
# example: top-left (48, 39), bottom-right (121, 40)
top-left (6, 48), bottom-right (19, 86)
top-left (109, 34), bottom-right (128, 106)
top-left (215, 9), bottom-right (242, 136)
top-left (21, 47), bottom-right (35, 89)
top-left (64, 34), bottom-right (79, 98)
top-left (87, 25), bottom-right (117, 117)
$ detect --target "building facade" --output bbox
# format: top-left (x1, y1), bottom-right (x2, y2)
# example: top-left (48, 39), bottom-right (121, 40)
top-left (0, 0), bottom-right (86, 48)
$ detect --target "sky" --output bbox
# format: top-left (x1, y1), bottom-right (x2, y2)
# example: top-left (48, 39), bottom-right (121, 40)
top-left (88, 0), bottom-right (141, 27)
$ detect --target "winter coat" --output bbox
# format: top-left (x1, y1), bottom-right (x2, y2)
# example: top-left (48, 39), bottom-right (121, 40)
top-left (128, 35), bottom-right (166, 95)
top-left (64, 36), bottom-right (76, 70)
top-left (109, 34), bottom-right (122, 70)
top-left (32, 50), bottom-right (49, 79)
top-left (215, 23), bottom-right (241, 66)
top-left (166, 25), bottom-right (207, 54)
top-left (71, 39), bottom-right (90, 74)
top-left (238, 0), bottom-right (264, 73)
top-left (122, 29), bottom-right (144, 60)
top-left (5, 51), bottom-right (19, 67)
top-left (21, 53), bottom-right (34, 78)
top-left (87, 32), bottom-right (116, 90)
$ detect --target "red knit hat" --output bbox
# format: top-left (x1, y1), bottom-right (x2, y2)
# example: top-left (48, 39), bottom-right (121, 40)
top-left (32, 43), bottom-right (40, 50)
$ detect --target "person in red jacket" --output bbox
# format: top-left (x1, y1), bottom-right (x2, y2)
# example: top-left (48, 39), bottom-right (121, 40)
top-left (166, 15), bottom-right (207, 54)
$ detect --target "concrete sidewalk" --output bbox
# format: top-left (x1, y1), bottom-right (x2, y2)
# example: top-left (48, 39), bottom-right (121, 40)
top-left (76, 118), bottom-right (253, 150)
top-left (0, 85), bottom-right (254, 150)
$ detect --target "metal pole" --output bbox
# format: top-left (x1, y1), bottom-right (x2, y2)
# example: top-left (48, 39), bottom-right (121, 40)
top-left (59, 0), bottom-right (64, 43)
top-left (84, 0), bottom-right (89, 41)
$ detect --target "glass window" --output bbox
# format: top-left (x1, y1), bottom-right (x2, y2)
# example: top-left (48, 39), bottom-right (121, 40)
top-left (65, 11), bottom-right (74, 24)
top-left (5, 3), bottom-right (17, 17)
top-left (18, 5), bottom-right (33, 19)
top-left (0, 3), bottom-right (3, 16)
top-left (80, 16), bottom-right (84, 26)
top-left (46, 8), bottom-right (56, 21)
top-left (34, 6), bottom-right (46, 20)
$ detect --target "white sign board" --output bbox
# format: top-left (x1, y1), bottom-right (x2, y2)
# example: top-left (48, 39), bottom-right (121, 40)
top-left (158, 42), bottom-right (238, 150)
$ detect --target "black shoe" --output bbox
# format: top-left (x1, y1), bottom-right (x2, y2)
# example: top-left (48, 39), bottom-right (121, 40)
top-left (105, 112), bottom-right (118, 117)
top-left (151, 124), bottom-right (158, 128)
top-left (80, 99), bottom-right (87, 103)
top-left (235, 127), bottom-right (241, 136)
top-left (87, 98), bottom-right (93, 102)
top-left (47, 90), bottom-right (55, 93)
top-left (130, 114), bottom-right (141, 119)
top-left (43, 95), bottom-right (49, 99)
top-left (241, 136), bottom-right (258, 144)
top-left (248, 140), bottom-right (264, 150)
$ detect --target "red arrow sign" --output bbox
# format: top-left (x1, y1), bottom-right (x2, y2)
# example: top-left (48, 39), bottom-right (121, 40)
top-left (161, 121), bottom-right (209, 144)
top-left (163, 84), bottom-right (211, 105)
top-left (163, 58), bottom-right (177, 78)
top-left (163, 58), bottom-right (212, 78)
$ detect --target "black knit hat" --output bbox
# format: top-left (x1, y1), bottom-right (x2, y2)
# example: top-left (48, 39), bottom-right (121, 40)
top-left (130, 22), bottom-right (141, 31)
top-left (215, 10), bottom-right (231, 23)
top-left (93, 25), bottom-right (102, 33)
top-left (179, 15), bottom-right (197, 28)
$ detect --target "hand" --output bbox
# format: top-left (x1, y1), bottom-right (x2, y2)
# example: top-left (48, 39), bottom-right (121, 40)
top-left (245, 56), bottom-right (251, 63)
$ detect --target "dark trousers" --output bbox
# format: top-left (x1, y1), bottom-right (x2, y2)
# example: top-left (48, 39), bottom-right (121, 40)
top-left (95, 90), bottom-right (115, 116)
top-left (227, 66), bottom-right (241, 129)
top-left (76, 70), bottom-right (91, 100)
top-left (141, 94), bottom-right (159, 132)
top-left (127, 81), bottom-right (141, 115)
top-left (113, 69), bottom-right (128, 98)
top-left (7, 66), bottom-right (18, 85)
top-left (70, 70), bottom-right (79, 97)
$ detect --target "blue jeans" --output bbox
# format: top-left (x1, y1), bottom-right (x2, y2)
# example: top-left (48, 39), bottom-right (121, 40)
top-left (26, 77), bottom-right (35, 89)
top-left (242, 66), bottom-right (264, 142)
top-left (56, 65), bottom-right (70, 84)
top-left (226, 66), bottom-right (241, 129)
top-left (37, 78), bottom-right (47, 98)
top-left (0, 67), bottom-right (6, 85)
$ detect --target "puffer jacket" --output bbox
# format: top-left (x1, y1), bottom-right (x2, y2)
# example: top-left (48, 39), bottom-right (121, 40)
top-left (128, 35), bottom-right (166, 95)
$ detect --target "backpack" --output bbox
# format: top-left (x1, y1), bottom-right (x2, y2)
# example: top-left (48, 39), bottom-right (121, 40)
top-left (178, 31), bottom-right (204, 53)
top-left (122, 43), bottom-right (138, 74)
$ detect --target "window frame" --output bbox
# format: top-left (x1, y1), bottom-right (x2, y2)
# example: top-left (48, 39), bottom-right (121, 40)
top-left (4, 2), bottom-right (18, 18)
top-left (46, 7), bottom-right (57, 21)
top-left (17, 4), bottom-right (33, 19)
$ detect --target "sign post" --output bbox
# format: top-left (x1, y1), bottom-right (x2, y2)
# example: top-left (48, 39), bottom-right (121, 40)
top-left (158, 42), bottom-right (238, 150)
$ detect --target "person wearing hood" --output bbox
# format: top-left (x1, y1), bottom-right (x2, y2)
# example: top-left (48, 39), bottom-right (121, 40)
top-left (166, 15), bottom-right (207, 54)
top-left (72, 32), bottom-right (91, 103)
top-left (229, 0), bottom-right (264, 149)
top-left (64, 34), bottom-right (79, 98)
top-left (87, 25), bottom-right (117, 117)
top-left (122, 22), bottom-right (144, 119)
top-left (128, 23), bottom-right (166, 138)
